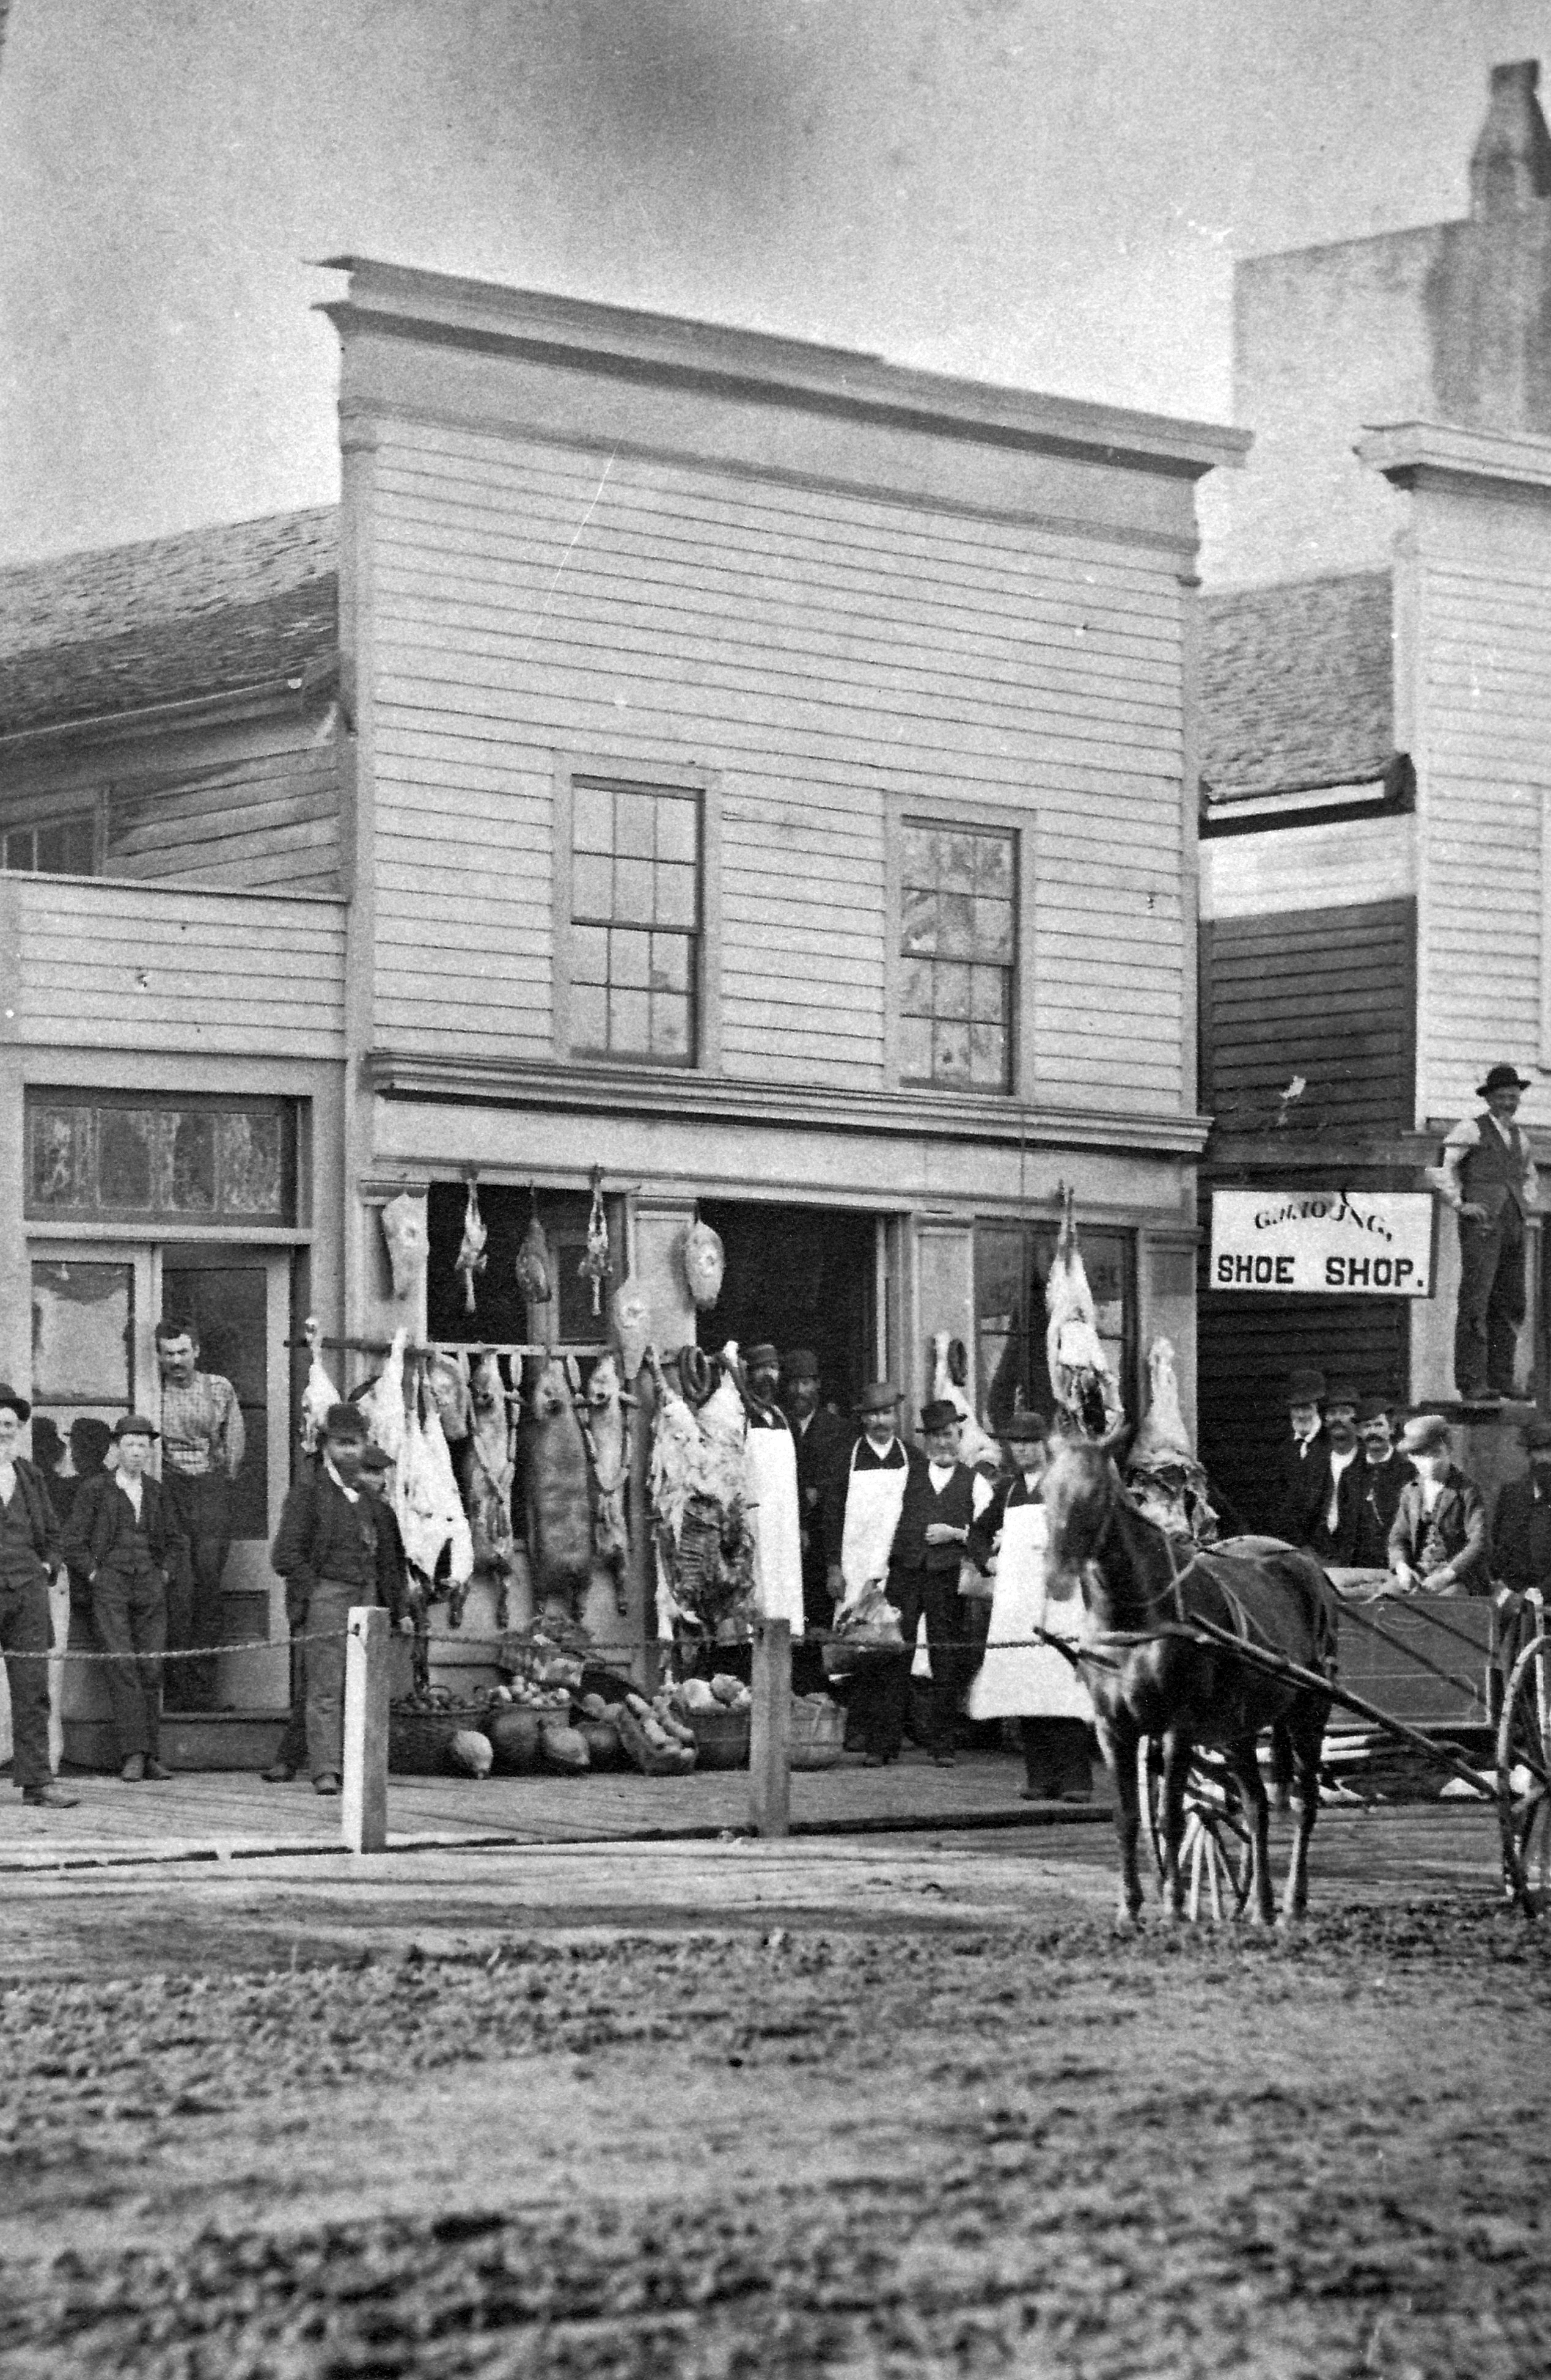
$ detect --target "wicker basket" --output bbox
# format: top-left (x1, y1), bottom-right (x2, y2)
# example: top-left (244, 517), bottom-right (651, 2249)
top-left (790, 1696), bottom-right (846, 1770)
top-left (614, 1702), bottom-right (697, 1776)
top-left (684, 1705), bottom-right (750, 1771)
top-left (389, 1703), bottom-right (493, 1776)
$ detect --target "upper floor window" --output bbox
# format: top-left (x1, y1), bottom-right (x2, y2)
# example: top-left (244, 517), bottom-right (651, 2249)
top-left (569, 777), bottom-right (700, 1065)
top-left (899, 819), bottom-right (1016, 1093)
top-left (3, 813), bottom-right (97, 876)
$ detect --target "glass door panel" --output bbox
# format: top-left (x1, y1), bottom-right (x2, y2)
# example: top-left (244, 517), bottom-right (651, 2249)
top-left (30, 1255), bottom-right (149, 1496)
top-left (160, 1260), bottom-right (271, 1540)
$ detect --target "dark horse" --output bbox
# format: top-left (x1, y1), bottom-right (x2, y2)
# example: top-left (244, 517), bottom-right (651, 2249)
top-left (1043, 1437), bottom-right (1338, 1925)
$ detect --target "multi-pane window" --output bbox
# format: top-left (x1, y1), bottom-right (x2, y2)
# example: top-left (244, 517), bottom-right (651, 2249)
top-left (899, 820), bottom-right (1016, 1092)
top-left (570, 779), bottom-right (699, 1065)
top-left (2, 814), bottom-right (96, 875)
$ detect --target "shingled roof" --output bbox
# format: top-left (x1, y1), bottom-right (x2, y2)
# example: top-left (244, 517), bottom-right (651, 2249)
top-left (0, 507), bottom-right (339, 740)
top-left (1200, 569), bottom-right (1394, 806)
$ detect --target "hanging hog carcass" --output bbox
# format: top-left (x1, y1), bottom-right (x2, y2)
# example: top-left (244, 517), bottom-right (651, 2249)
top-left (581, 1351), bottom-right (632, 1617)
top-left (523, 1356), bottom-right (595, 1628)
top-left (381, 1191), bottom-right (430, 1306)
top-left (468, 1353), bottom-right (518, 1628)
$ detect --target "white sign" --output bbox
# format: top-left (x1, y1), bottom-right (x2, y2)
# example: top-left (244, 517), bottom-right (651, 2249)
top-left (1209, 1189), bottom-right (1436, 1298)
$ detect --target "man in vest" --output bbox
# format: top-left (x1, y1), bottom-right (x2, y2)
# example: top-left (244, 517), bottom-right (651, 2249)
top-left (63, 1416), bottom-right (187, 1781)
top-left (869, 1398), bottom-right (996, 1769)
top-left (1436, 1062), bottom-right (1539, 1404)
top-left (1268, 1368), bottom-right (1327, 1540)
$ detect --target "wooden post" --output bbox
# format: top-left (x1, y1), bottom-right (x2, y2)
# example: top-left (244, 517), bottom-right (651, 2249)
top-left (342, 1605), bottom-right (390, 1854)
top-left (749, 1617), bottom-right (792, 1839)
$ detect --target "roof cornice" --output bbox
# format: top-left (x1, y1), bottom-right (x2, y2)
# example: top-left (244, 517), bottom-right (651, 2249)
top-left (317, 256), bottom-right (1248, 483)
top-left (1357, 418), bottom-right (1551, 498)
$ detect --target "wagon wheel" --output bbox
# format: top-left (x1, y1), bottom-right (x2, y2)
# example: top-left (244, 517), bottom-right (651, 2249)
top-left (1498, 1631), bottom-right (1551, 1918)
top-left (1140, 1739), bottom-right (1254, 1920)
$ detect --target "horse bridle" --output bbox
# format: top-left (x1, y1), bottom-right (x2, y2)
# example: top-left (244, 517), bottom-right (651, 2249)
top-left (1080, 1458), bottom-right (1190, 1625)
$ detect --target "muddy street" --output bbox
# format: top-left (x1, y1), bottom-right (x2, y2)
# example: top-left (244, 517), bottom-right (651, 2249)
top-left (1, 1814), bottom-right (1547, 2378)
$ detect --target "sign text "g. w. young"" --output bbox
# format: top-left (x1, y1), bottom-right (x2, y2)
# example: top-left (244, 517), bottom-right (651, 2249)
top-left (1208, 1189), bottom-right (1436, 1298)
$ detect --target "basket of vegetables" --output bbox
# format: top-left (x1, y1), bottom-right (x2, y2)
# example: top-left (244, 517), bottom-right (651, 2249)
top-left (390, 1692), bottom-right (499, 1776)
top-left (672, 1673), bottom-right (752, 1769)
top-left (614, 1691), bottom-right (698, 1776)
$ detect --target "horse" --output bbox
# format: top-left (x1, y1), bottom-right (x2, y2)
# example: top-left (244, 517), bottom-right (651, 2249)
top-left (1041, 1436), bottom-right (1338, 1926)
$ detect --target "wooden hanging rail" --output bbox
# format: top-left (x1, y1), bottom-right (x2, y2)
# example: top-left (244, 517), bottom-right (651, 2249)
top-left (284, 1334), bottom-right (612, 1360)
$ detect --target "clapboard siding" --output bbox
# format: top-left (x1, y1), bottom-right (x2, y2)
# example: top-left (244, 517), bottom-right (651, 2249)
top-left (1201, 898), bottom-right (1415, 1137)
top-left (364, 419), bottom-right (1190, 1105)
top-left (108, 729), bottom-right (342, 894)
top-left (2, 876), bottom-right (346, 1057)
top-left (1412, 533), bottom-right (1551, 1119)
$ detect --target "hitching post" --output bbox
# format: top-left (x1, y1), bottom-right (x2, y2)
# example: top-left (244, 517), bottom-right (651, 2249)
top-left (749, 1616), bottom-right (792, 1839)
top-left (342, 1606), bottom-right (390, 1854)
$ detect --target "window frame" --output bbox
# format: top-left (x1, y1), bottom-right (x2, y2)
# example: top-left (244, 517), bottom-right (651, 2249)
top-left (552, 758), bottom-right (722, 1074)
top-left (884, 791), bottom-right (1035, 1101)
top-left (1, 801), bottom-right (103, 877)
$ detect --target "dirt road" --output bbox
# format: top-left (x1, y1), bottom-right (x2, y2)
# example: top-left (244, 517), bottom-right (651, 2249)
top-left (2, 1810), bottom-right (1547, 2376)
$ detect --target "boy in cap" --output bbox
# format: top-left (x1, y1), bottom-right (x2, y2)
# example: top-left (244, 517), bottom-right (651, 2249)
top-left (1387, 1416), bottom-right (1489, 1595)
top-left (270, 1405), bottom-right (405, 1794)
top-left (1269, 1369), bottom-right (1327, 1539)
top-left (0, 1383), bottom-right (77, 1808)
top-left (1432, 1063), bottom-right (1539, 1403)
top-left (63, 1416), bottom-right (188, 1781)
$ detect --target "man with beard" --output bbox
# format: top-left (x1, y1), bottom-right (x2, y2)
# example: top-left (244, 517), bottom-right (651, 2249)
top-left (1351, 1396), bottom-right (1415, 1572)
top-left (740, 1343), bottom-right (804, 1647)
top-left (1270, 1368), bottom-right (1327, 1540)
top-left (782, 1348), bottom-right (853, 1691)
top-left (1298, 1383), bottom-right (1364, 1566)
top-left (155, 1320), bottom-right (245, 1711)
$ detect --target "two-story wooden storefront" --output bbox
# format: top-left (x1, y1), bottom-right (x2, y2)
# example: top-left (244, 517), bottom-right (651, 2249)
top-left (1, 260), bottom-right (1242, 1746)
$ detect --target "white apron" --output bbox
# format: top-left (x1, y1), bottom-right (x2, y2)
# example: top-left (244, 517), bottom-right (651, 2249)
top-left (968, 1494), bottom-right (1093, 1722)
top-left (745, 1422), bottom-right (805, 1634)
top-left (839, 1445), bottom-right (909, 1604)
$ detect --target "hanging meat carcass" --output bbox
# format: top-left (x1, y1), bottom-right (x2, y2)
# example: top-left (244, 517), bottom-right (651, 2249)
top-left (645, 1346), bottom-right (755, 1646)
top-left (1126, 1335), bottom-right (1219, 1546)
top-left (397, 1371), bottom-right (475, 1622)
top-left (928, 1332), bottom-right (1001, 1471)
top-left (581, 1351), bottom-right (631, 1616)
top-left (468, 1353), bottom-right (518, 1626)
top-left (425, 1348), bottom-right (472, 1444)
top-left (455, 1177), bottom-right (488, 1314)
top-left (381, 1191), bottom-right (430, 1305)
top-left (1045, 1186), bottom-right (1126, 1444)
top-left (299, 1315), bottom-right (340, 1455)
top-left (516, 1195), bottom-right (551, 1310)
top-left (524, 1357), bottom-right (595, 1627)
top-left (356, 1326), bottom-right (409, 1466)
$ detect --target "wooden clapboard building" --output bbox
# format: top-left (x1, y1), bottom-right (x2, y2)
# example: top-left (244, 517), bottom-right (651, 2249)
top-left (1197, 59), bottom-right (1551, 1527)
top-left (0, 259), bottom-right (1242, 1758)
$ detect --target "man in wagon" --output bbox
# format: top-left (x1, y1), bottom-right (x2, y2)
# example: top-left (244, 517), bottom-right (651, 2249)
top-left (1431, 1062), bottom-right (1539, 1405)
top-left (1387, 1415), bottom-right (1489, 1596)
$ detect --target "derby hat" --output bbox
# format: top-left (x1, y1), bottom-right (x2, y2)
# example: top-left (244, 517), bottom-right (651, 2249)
top-left (1002, 1408), bottom-right (1046, 1442)
top-left (1477, 1063), bottom-right (1532, 1099)
top-left (856, 1381), bottom-right (901, 1416)
top-left (1398, 1412), bottom-right (1452, 1456)
top-left (919, 1398), bottom-right (961, 1435)
top-left (1323, 1381), bottom-right (1360, 1412)
top-left (324, 1401), bottom-right (368, 1439)
top-left (358, 1443), bottom-right (394, 1474)
top-left (1520, 1416), bottom-right (1551, 1453)
top-left (111, 1413), bottom-right (160, 1442)
top-left (1285, 1368), bottom-right (1326, 1408)
top-left (743, 1342), bottom-right (780, 1372)
top-left (782, 1347), bottom-right (820, 1381)
top-left (1354, 1394), bottom-right (1395, 1425)
top-left (0, 1383), bottom-right (32, 1422)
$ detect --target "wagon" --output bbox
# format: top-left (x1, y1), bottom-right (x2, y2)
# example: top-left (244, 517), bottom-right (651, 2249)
top-left (1138, 1581), bottom-right (1550, 1920)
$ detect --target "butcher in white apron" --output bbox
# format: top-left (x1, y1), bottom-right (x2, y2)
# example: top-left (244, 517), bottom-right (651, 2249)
top-left (829, 1383), bottom-right (913, 1765)
top-left (741, 1343), bottom-right (805, 1634)
top-left (967, 1410), bottom-right (1094, 1801)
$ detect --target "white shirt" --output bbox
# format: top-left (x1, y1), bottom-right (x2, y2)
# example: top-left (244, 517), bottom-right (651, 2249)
top-left (926, 1462), bottom-right (995, 1518)
top-left (1437, 1111), bottom-right (1538, 1212)
top-left (1419, 1474), bottom-right (1444, 1515)
top-left (1325, 1445), bottom-right (1358, 1533)
top-left (116, 1473), bottom-right (144, 1519)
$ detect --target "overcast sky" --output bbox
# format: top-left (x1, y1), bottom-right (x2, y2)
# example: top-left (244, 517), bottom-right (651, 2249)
top-left (0, 0), bottom-right (1546, 566)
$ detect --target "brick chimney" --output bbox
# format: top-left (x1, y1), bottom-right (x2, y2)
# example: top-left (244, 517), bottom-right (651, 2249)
top-left (1470, 59), bottom-right (1551, 216)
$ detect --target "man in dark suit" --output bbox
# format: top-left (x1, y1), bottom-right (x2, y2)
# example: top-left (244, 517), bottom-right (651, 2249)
top-left (63, 1414), bottom-right (188, 1782)
top-left (1299, 1383), bottom-right (1363, 1565)
top-left (1269, 1368), bottom-right (1327, 1539)
top-left (1351, 1396), bottom-right (1416, 1571)
top-left (1492, 1416), bottom-right (1551, 1677)
top-left (1388, 1415), bottom-right (1490, 1595)
top-left (782, 1347), bottom-right (854, 1692)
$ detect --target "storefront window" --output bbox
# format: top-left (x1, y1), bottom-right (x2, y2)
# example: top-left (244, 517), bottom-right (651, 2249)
top-left (24, 1094), bottom-right (295, 1226)
top-left (974, 1222), bottom-right (1134, 1433)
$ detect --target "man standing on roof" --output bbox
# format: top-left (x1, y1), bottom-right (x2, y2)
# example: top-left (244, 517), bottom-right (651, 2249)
top-left (1433, 1063), bottom-right (1539, 1405)
top-left (156, 1320), bottom-right (245, 1711)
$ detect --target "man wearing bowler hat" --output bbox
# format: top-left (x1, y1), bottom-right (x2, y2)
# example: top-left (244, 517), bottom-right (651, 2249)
top-left (1387, 1415), bottom-right (1489, 1595)
top-left (1492, 1416), bottom-right (1551, 1679)
top-left (1269, 1368), bottom-right (1327, 1540)
top-left (0, 1383), bottom-right (77, 1809)
top-left (1351, 1396), bottom-right (1416, 1571)
top-left (1434, 1063), bottom-right (1539, 1404)
top-left (1297, 1383), bottom-right (1365, 1566)
top-left (63, 1415), bottom-right (187, 1782)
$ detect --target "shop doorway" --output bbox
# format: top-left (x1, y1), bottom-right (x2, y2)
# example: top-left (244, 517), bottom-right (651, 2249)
top-left (695, 1202), bottom-right (878, 1415)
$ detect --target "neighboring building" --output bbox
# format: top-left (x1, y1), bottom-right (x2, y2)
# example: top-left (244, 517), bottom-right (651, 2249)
top-left (1197, 59), bottom-right (1551, 1524)
top-left (1, 260), bottom-right (1242, 1754)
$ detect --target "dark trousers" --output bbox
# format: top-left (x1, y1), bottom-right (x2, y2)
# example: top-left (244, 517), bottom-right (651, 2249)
top-left (1456, 1206), bottom-right (1526, 1398)
top-left (849, 1571), bottom-right (969, 1759)
top-left (302, 1576), bottom-right (377, 1782)
top-left (164, 1469), bottom-right (232, 1710)
top-left (1019, 1717), bottom-right (1093, 1799)
top-left (0, 1566), bottom-right (54, 1790)
top-left (793, 1555), bottom-right (834, 1698)
top-left (91, 1566), bottom-right (166, 1762)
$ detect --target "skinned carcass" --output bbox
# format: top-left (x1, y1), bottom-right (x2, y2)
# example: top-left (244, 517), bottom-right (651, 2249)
top-left (468, 1353), bottom-right (518, 1627)
top-left (299, 1315), bottom-right (340, 1454)
top-left (646, 1346), bottom-right (755, 1645)
top-left (356, 1326), bottom-right (408, 1466)
top-left (524, 1357), bottom-right (595, 1626)
top-left (1126, 1335), bottom-right (1219, 1546)
top-left (397, 1378), bottom-right (475, 1622)
top-left (425, 1348), bottom-right (472, 1444)
top-left (1045, 1186), bottom-right (1126, 1442)
top-left (928, 1332), bottom-right (1000, 1471)
top-left (455, 1178), bottom-right (488, 1313)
